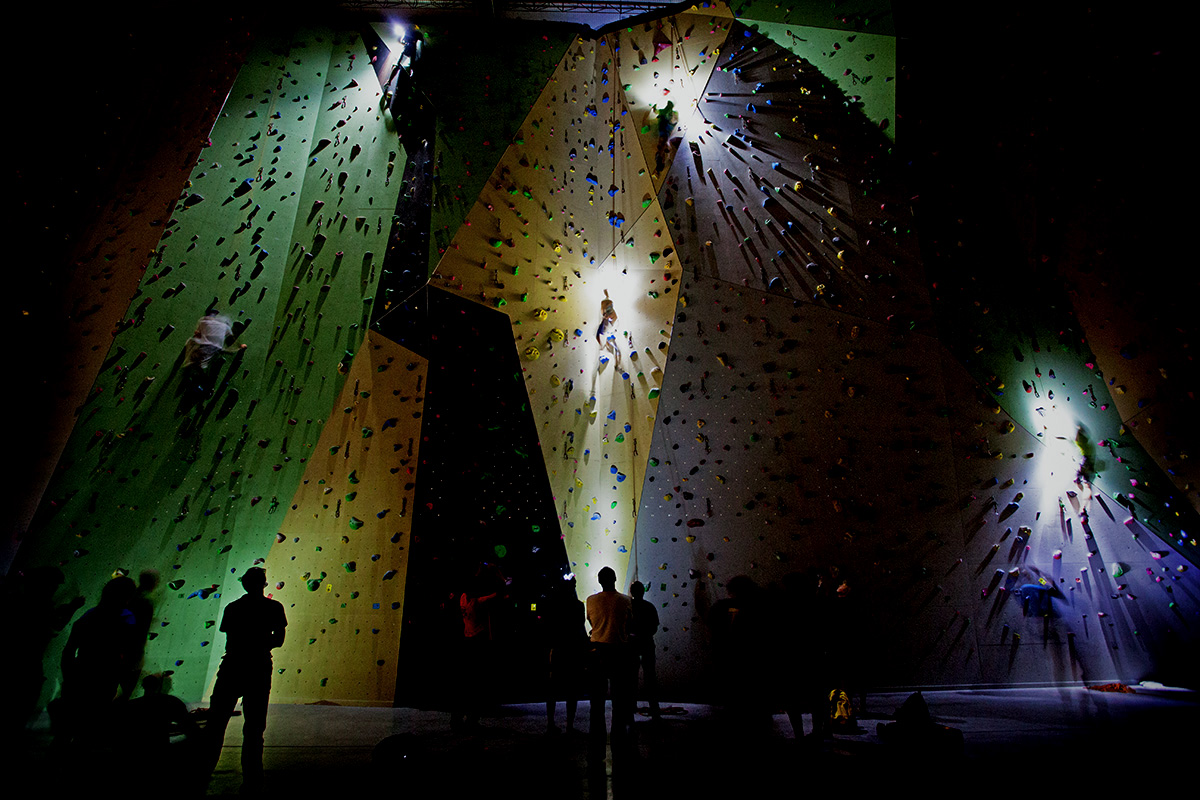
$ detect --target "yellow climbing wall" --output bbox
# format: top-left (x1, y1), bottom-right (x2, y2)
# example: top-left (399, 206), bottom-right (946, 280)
top-left (614, 10), bottom-right (732, 195)
top-left (262, 331), bottom-right (426, 704)
top-left (427, 21), bottom-right (738, 594)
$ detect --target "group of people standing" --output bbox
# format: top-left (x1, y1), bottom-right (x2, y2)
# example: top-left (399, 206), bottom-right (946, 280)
top-left (708, 567), bottom-right (863, 742)
top-left (24, 558), bottom-right (859, 791)
top-left (452, 562), bottom-right (662, 776)
top-left (452, 562), bottom-right (862, 763)
top-left (578, 568), bottom-right (661, 769)
top-left (47, 566), bottom-right (287, 795)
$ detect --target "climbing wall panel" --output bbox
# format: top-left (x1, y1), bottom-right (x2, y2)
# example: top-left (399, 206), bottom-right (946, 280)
top-left (944, 275), bottom-right (1198, 563)
top-left (22, 27), bottom-right (403, 704)
top-left (751, 22), bottom-right (896, 140)
top-left (16, 50), bottom-right (242, 553)
top-left (419, 21), bottom-right (578, 275)
top-left (931, 346), bottom-right (1198, 686)
top-left (658, 25), bottom-right (920, 324)
top-left (262, 331), bottom-right (425, 704)
top-left (635, 279), bottom-right (959, 690)
top-left (636, 277), bottom-right (1200, 693)
top-left (732, 0), bottom-right (896, 34)
top-left (271, 30), bottom-right (405, 392)
top-left (430, 33), bottom-right (683, 594)
top-left (1056, 257), bottom-right (1199, 514)
top-left (612, 11), bottom-right (732, 193)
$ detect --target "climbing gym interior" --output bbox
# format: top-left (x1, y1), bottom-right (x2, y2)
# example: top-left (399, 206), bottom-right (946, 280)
top-left (8, 0), bottom-right (1196, 719)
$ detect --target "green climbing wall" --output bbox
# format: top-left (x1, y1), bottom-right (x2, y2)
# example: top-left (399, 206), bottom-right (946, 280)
top-left (732, 0), bottom-right (896, 33)
top-left (728, 1), bottom-right (896, 139)
top-left (751, 21), bottom-right (896, 139)
top-left (22, 26), bottom-right (403, 704)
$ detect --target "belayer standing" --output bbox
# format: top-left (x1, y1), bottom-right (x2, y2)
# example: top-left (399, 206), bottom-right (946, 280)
top-left (205, 567), bottom-right (287, 793)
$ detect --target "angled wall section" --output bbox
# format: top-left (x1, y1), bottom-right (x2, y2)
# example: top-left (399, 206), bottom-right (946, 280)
top-left (430, 30), bottom-right (688, 595)
top-left (262, 331), bottom-right (426, 705)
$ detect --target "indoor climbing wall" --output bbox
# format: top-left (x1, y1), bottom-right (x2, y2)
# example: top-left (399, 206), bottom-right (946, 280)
top-left (636, 272), bottom-right (1200, 694)
top-left (612, 9), bottom-right (731, 195)
top-left (948, 296), bottom-right (1197, 559)
top-left (634, 280), bottom-right (957, 689)
top-left (263, 332), bottom-right (426, 704)
top-left (428, 18), bottom-right (741, 594)
top-left (17, 4), bottom-right (1199, 711)
top-left (631, 16), bottom-right (1199, 693)
top-left (730, 0), bottom-right (897, 140)
top-left (419, 20), bottom-right (578, 276)
top-left (1062, 265), bottom-right (1198, 515)
top-left (919, 348), bottom-right (1196, 687)
top-left (22, 26), bottom-right (403, 705)
top-left (660, 24), bottom-right (918, 310)
top-left (15, 46), bottom-right (245, 567)
top-left (748, 22), bottom-right (895, 140)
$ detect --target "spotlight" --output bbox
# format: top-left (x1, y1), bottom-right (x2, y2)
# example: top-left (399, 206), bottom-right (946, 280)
top-left (392, 23), bottom-right (406, 42)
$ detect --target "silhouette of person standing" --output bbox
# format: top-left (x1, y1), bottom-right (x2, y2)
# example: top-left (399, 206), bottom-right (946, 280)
top-left (120, 569), bottom-right (160, 701)
top-left (545, 575), bottom-right (586, 734)
top-left (56, 576), bottom-right (139, 744)
top-left (628, 581), bottom-right (661, 720)
top-left (205, 567), bottom-right (286, 792)
top-left (451, 564), bottom-right (503, 734)
top-left (707, 575), bottom-right (769, 732)
top-left (585, 566), bottom-right (632, 773)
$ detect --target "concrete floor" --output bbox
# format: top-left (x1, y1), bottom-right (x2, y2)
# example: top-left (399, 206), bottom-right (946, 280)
top-left (13, 683), bottom-right (1198, 796)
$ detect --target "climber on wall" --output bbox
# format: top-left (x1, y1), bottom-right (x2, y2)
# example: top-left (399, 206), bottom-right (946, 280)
top-left (182, 310), bottom-right (245, 404)
top-left (596, 290), bottom-right (620, 367)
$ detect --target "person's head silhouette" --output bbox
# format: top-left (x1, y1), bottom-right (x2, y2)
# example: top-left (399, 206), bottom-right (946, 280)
top-left (597, 566), bottom-right (616, 590)
top-left (241, 567), bottom-right (267, 594)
